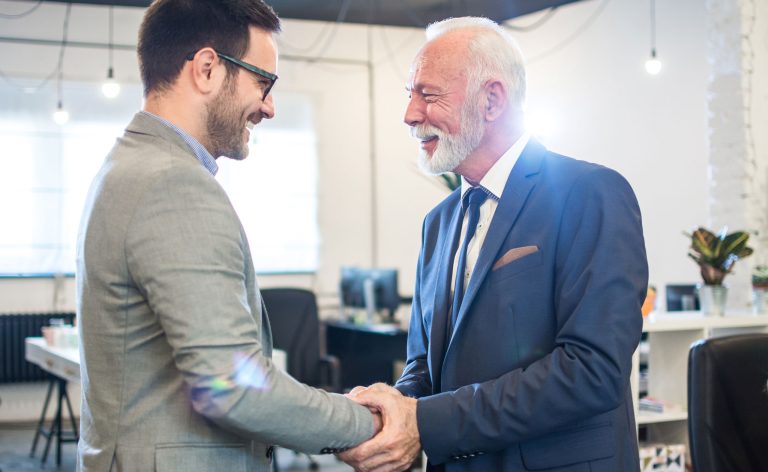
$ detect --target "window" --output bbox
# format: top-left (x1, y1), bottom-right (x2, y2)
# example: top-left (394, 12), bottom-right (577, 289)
top-left (0, 79), bottom-right (319, 275)
top-left (217, 93), bottom-right (320, 273)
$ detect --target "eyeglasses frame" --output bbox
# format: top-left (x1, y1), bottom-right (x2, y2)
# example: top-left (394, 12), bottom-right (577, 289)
top-left (185, 49), bottom-right (278, 99)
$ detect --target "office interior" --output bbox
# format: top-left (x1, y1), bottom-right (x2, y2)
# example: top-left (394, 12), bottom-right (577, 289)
top-left (1, 0), bottom-right (767, 470)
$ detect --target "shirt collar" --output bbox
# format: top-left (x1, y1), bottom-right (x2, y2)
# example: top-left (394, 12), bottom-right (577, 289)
top-left (460, 131), bottom-right (531, 200)
top-left (139, 111), bottom-right (218, 176)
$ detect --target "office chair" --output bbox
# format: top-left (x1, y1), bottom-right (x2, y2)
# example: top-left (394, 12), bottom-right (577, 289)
top-left (261, 288), bottom-right (342, 471)
top-left (688, 333), bottom-right (768, 472)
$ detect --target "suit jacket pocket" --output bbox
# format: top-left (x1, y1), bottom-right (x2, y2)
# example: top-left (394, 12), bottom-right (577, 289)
top-left (155, 443), bottom-right (247, 472)
top-left (519, 423), bottom-right (615, 470)
top-left (489, 248), bottom-right (543, 285)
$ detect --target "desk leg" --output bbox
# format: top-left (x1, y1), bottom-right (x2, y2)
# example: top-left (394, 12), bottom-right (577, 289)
top-left (40, 384), bottom-right (61, 466)
top-left (30, 378), bottom-right (55, 458)
top-left (56, 378), bottom-right (65, 467)
top-left (63, 381), bottom-right (79, 442)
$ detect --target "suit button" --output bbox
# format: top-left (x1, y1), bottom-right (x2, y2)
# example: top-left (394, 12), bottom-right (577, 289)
top-left (266, 446), bottom-right (274, 460)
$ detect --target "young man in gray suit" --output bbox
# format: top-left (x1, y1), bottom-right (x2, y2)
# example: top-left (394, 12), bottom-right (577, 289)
top-left (340, 17), bottom-right (647, 472)
top-left (76, 1), bottom-right (379, 470)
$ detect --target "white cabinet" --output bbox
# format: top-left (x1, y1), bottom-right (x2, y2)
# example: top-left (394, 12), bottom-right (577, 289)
top-left (631, 311), bottom-right (768, 447)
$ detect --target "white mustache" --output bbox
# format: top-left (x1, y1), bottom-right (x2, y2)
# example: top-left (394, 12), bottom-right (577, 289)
top-left (410, 125), bottom-right (442, 141)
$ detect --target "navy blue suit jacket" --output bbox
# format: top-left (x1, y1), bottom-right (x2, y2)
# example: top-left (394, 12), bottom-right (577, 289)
top-left (395, 139), bottom-right (647, 471)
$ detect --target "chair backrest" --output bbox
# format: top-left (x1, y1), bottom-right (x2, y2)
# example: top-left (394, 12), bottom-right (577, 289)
top-left (688, 333), bottom-right (768, 472)
top-left (261, 288), bottom-right (321, 387)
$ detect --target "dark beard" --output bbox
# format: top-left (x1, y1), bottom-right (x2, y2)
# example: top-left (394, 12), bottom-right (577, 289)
top-left (205, 77), bottom-right (247, 160)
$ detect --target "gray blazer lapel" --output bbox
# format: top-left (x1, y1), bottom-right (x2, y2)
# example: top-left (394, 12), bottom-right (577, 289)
top-left (429, 196), bottom-right (463, 392)
top-left (447, 139), bottom-right (546, 348)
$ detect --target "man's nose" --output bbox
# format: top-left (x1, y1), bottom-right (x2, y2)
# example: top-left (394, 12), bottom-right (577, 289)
top-left (260, 94), bottom-right (275, 120)
top-left (403, 97), bottom-right (424, 127)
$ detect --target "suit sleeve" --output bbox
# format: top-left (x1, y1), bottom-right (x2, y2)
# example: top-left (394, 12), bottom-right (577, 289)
top-left (395, 218), bottom-right (433, 398)
top-left (415, 167), bottom-right (647, 464)
top-left (125, 166), bottom-right (373, 453)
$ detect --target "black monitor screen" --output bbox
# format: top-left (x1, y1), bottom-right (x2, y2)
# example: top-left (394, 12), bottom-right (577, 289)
top-left (340, 267), bottom-right (400, 318)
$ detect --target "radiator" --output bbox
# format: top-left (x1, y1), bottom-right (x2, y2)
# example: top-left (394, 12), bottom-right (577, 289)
top-left (0, 312), bottom-right (76, 383)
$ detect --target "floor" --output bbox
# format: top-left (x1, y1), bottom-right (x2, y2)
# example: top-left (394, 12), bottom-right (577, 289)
top-left (0, 422), bottom-right (354, 471)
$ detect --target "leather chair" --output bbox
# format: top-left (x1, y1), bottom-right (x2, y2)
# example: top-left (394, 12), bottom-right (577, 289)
top-left (262, 288), bottom-right (340, 392)
top-left (261, 288), bottom-right (341, 471)
top-left (687, 333), bottom-right (768, 472)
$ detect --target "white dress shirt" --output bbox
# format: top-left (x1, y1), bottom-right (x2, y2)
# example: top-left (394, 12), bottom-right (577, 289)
top-left (451, 132), bottom-right (532, 292)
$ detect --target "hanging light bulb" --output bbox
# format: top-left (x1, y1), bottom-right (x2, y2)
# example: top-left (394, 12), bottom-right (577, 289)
top-left (53, 3), bottom-right (71, 125)
top-left (52, 100), bottom-right (70, 125)
top-left (101, 6), bottom-right (120, 98)
top-left (102, 67), bottom-right (121, 98)
top-left (645, 49), bottom-right (662, 75)
top-left (645, 0), bottom-right (662, 76)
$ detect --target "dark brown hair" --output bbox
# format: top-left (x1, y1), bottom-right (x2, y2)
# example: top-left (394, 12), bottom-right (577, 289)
top-left (137, 0), bottom-right (280, 96)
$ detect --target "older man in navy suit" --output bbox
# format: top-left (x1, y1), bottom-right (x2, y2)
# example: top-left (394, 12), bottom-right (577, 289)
top-left (339, 16), bottom-right (648, 472)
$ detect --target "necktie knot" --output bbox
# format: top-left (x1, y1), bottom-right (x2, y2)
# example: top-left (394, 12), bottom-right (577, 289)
top-left (463, 187), bottom-right (489, 211)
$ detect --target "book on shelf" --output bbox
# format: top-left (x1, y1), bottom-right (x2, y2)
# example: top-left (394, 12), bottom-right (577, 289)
top-left (638, 396), bottom-right (673, 413)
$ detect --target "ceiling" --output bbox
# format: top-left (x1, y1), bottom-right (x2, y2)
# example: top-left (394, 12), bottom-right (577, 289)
top-left (44, 0), bottom-right (585, 27)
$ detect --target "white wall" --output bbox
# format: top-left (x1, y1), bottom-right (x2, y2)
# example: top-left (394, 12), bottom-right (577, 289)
top-left (0, 0), bottom-right (723, 315)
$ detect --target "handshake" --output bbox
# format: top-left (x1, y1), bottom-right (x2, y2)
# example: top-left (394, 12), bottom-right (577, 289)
top-left (336, 383), bottom-right (421, 472)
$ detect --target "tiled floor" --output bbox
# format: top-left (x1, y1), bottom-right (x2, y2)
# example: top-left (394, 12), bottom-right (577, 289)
top-left (0, 423), bottom-right (353, 471)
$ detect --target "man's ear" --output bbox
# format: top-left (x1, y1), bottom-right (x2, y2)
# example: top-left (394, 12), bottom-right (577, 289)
top-left (188, 48), bottom-right (226, 95)
top-left (483, 79), bottom-right (507, 122)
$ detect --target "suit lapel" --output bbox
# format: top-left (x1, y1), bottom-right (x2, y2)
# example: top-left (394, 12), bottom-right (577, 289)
top-left (429, 195), bottom-right (463, 392)
top-left (445, 140), bottom-right (546, 350)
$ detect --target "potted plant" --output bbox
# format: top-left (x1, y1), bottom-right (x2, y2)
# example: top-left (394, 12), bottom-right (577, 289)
top-left (686, 227), bottom-right (753, 316)
top-left (751, 265), bottom-right (768, 314)
top-left (439, 173), bottom-right (461, 192)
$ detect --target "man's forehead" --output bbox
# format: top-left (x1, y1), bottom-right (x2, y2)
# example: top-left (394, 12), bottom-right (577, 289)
top-left (407, 42), bottom-right (466, 89)
top-left (245, 26), bottom-right (278, 69)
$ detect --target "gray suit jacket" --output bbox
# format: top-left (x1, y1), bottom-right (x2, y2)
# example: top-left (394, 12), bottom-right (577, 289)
top-left (76, 113), bottom-right (373, 471)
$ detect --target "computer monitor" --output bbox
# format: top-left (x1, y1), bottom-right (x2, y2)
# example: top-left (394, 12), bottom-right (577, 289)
top-left (666, 284), bottom-right (700, 311)
top-left (340, 267), bottom-right (400, 322)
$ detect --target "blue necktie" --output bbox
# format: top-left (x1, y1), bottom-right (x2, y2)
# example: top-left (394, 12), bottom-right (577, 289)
top-left (449, 187), bottom-right (489, 335)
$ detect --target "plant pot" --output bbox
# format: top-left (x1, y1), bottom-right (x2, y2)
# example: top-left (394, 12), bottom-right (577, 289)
top-left (752, 286), bottom-right (768, 315)
top-left (697, 284), bottom-right (727, 316)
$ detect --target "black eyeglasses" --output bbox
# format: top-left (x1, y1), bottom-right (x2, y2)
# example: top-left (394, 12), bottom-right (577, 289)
top-left (186, 50), bottom-right (278, 99)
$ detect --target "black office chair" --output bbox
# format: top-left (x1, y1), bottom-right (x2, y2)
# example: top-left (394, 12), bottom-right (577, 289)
top-left (688, 333), bottom-right (768, 472)
top-left (262, 288), bottom-right (341, 392)
top-left (261, 288), bottom-right (342, 471)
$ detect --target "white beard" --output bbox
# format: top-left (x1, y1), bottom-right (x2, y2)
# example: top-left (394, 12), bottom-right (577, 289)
top-left (412, 96), bottom-right (485, 176)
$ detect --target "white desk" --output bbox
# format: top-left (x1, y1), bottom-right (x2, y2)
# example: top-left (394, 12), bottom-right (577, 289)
top-left (25, 337), bottom-right (80, 382)
top-left (25, 337), bottom-right (80, 467)
top-left (24, 336), bottom-right (287, 465)
top-left (25, 337), bottom-right (287, 377)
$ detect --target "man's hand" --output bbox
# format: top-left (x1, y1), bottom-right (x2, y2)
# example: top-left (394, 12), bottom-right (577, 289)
top-left (348, 385), bottom-right (384, 435)
top-left (338, 383), bottom-right (420, 472)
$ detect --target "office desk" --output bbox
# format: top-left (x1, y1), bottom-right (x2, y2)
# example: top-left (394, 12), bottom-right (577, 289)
top-left (25, 337), bottom-right (80, 382)
top-left (25, 337), bottom-right (80, 467)
top-left (23, 337), bottom-right (287, 466)
top-left (324, 320), bottom-right (408, 391)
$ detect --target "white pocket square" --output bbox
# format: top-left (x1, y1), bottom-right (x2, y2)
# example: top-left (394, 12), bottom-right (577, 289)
top-left (493, 245), bottom-right (539, 271)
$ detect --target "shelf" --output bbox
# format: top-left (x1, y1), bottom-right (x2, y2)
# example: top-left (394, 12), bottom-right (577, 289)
top-left (643, 312), bottom-right (768, 332)
top-left (637, 407), bottom-right (688, 425)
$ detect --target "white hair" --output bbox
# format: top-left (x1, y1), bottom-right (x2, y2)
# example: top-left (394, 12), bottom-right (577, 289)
top-left (425, 17), bottom-right (526, 109)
